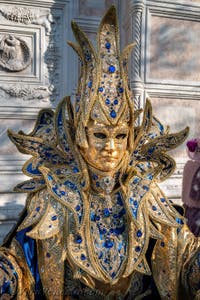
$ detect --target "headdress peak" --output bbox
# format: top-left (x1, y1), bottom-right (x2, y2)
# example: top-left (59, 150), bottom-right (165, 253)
top-left (68, 5), bottom-right (135, 127)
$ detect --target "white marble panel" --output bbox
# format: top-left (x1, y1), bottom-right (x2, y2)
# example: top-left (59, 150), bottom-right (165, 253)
top-left (149, 14), bottom-right (200, 82)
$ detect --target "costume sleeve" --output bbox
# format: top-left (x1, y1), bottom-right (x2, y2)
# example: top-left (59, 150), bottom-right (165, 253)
top-left (0, 239), bottom-right (35, 299)
top-left (178, 224), bottom-right (200, 299)
top-left (0, 248), bottom-right (18, 297)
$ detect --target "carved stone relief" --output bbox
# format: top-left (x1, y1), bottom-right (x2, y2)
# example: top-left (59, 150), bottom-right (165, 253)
top-left (0, 34), bottom-right (31, 71)
top-left (0, 4), bottom-right (63, 103)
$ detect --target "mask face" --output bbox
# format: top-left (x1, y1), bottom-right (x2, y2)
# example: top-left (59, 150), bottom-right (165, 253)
top-left (82, 121), bottom-right (129, 172)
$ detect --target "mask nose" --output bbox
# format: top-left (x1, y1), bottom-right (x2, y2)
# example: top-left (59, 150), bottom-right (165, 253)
top-left (105, 138), bottom-right (115, 151)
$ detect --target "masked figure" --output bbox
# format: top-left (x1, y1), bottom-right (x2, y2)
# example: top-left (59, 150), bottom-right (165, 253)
top-left (0, 6), bottom-right (199, 300)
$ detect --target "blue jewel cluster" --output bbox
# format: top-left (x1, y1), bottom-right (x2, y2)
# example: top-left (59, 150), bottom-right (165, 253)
top-left (48, 176), bottom-right (83, 224)
top-left (89, 192), bottom-right (127, 278)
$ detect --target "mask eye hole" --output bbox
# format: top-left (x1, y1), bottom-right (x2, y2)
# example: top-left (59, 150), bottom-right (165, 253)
top-left (116, 133), bottom-right (127, 139)
top-left (94, 132), bottom-right (107, 139)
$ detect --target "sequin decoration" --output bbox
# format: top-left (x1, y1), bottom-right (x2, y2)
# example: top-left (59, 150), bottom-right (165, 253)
top-left (90, 192), bottom-right (127, 279)
top-left (42, 168), bottom-right (84, 227)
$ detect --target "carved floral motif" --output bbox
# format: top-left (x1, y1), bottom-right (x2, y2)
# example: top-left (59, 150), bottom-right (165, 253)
top-left (0, 5), bottom-right (62, 102)
top-left (0, 7), bottom-right (53, 35)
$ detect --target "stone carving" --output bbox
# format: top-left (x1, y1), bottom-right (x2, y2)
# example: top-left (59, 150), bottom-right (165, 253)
top-left (0, 7), bottom-right (54, 35)
top-left (0, 35), bottom-right (31, 72)
top-left (0, 84), bottom-right (53, 101)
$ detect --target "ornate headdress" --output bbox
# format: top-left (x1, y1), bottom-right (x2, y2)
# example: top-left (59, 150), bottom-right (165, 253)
top-left (68, 6), bottom-right (134, 150)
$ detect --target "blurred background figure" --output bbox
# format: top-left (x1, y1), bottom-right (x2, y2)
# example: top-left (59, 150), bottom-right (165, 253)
top-left (182, 138), bottom-right (200, 236)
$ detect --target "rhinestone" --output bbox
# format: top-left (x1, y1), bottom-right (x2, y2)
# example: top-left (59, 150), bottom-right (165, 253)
top-left (75, 234), bottom-right (82, 244)
top-left (81, 254), bottom-right (86, 260)
top-left (75, 205), bottom-right (81, 211)
top-left (135, 246), bottom-right (141, 252)
top-left (110, 110), bottom-right (116, 118)
top-left (103, 208), bottom-right (110, 217)
top-left (105, 42), bottom-right (111, 49)
top-left (98, 87), bottom-right (103, 92)
top-left (136, 230), bottom-right (142, 237)
top-left (88, 81), bottom-right (92, 88)
top-left (104, 240), bottom-right (114, 248)
top-left (108, 65), bottom-right (115, 73)
top-left (160, 241), bottom-right (165, 247)
top-left (105, 98), bottom-right (110, 105)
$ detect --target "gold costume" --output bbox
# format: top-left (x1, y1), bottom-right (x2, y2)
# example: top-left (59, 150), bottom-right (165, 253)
top-left (0, 6), bottom-right (199, 300)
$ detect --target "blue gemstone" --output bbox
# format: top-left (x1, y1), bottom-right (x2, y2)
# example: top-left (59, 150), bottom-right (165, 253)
top-left (100, 228), bottom-right (107, 234)
top-left (95, 215), bottom-right (100, 221)
top-left (96, 182), bottom-right (100, 187)
top-left (110, 110), bottom-right (116, 118)
top-left (60, 191), bottom-right (65, 195)
top-left (133, 200), bottom-right (138, 207)
top-left (108, 65), bottom-right (116, 73)
top-left (148, 147), bottom-right (155, 154)
top-left (152, 205), bottom-right (157, 211)
top-left (46, 252), bottom-right (51, 258)
top-left (103, 208), bottom-right (110, 217)
top-left (98, 251), bottom-right (103, 259)
top-left (114, 225), bottom-right (125, 235)
top-left (119, 87), bottom-right (124, 93)
top-left (105, 42), bottom-right (111, 49)
top-left (133, 178), bottom-right (140, 184)
top-left (73, 167), bottom-right (79, 173)
top-left (92, 174), bottom-right (98, 180)
top-left (75, 205), bottom-right (81, 211)
top-left (117, 196), bottom-right (123, 206)
top-left (160, 198), bottom-right (165, 202)
top-left (75, 235), bottom-right (82, 244)
top-left (85, 54), bottom-right (91, 61)
top-left (90, 212), bottom-right (95, 221)
top-left (136, 230), bottom-right (142, 237)
top-left (35, 206), bottom-right (40, 212)
top-left (104, 240), bottom-right (114, 248)
top-left (98, 87), bottom-right (103, 92)
top-left (111, 272), bottom-right (116, 278)
top-left (143, 185), bottom-right (149, 191)
top-left (105, 98), bottom-right (110, 105)
top-left (88, 81), bottom-right (92, 88)
top-left (160, 241), bottom-right (165, 247)
top-left (114, 99), bottom-right (118, 105)
top-left (147, 174), bottom-right (153, 180)
top-left (51, 215), bottom-right (57, 221)
top-left (81, 254), bottom-right (86, 260)
top-left (135, 246), bottom-right (141, 252)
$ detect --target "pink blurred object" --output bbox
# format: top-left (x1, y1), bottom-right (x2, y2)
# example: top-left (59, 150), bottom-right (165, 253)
top-left (186, 137), bottom-right (200, 160)
top-left (182, 138), bottom-right (200, 236)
